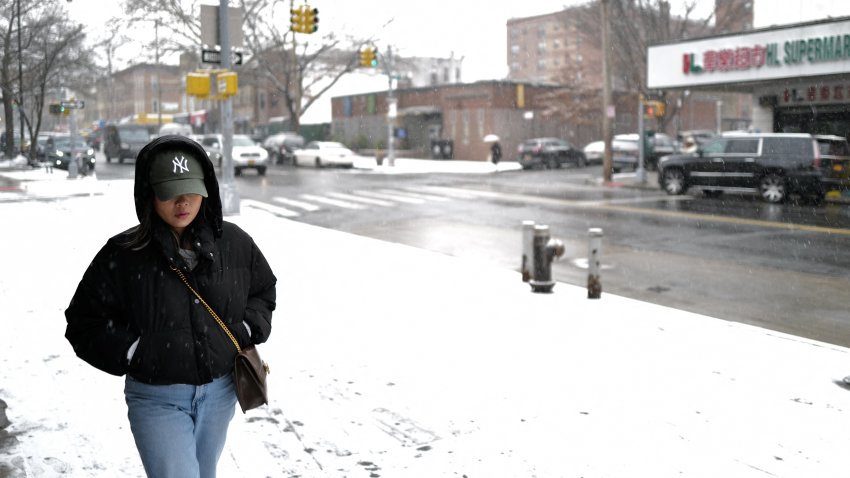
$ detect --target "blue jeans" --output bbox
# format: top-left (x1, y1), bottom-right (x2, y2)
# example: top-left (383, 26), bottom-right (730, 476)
top-left (124, 375), bottom-right (237, 478)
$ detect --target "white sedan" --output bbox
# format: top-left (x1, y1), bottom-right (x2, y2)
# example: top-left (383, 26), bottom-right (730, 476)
top-left (293, 141), bottom-right (355, 168)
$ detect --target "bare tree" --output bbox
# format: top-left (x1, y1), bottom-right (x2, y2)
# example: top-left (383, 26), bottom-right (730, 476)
top-left (0, 0), bottom-right (94, 160)
top-left (604, 0), bottom-right (714, 129)
top-left (242, 0), bottom-right (373, 132)
top-left (539, 0), bottom-right (720, 134)
top-left (92, 18), bottom-right (133, 121)
top-left (122, 0), bottom-right (375, 133)
top-left (122, 0), bottom-right (204, 56)
top-left (22, 11), bottom-right (94, 156)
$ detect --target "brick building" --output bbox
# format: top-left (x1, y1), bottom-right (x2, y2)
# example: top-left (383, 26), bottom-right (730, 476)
top-left (330, 81), bottom-right (638, 161)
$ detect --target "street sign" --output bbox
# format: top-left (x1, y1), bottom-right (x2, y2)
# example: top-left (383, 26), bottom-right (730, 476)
top-left (201, 49), bottom-right (243, 65)
top-left (60, 100), bottom-right (85, 109)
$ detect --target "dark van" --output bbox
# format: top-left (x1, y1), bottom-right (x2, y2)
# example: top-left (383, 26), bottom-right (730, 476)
top-left (103, 124), bottom-right (151, 163)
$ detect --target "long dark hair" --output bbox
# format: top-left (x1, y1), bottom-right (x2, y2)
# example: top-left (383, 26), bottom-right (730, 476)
top-left (117, 198), bottom-right (208, 251)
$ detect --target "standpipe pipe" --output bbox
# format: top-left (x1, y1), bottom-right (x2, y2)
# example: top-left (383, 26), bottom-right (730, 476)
top-left (587, 228), bottom-right (604, 299)
top-left (529, 225), bottom-right (565, 293)
top-left (521, 220), bottom-right (536, 282)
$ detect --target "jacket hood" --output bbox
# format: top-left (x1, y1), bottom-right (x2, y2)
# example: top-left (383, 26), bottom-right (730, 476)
top-left (134, 135), bottom-right (223, 237)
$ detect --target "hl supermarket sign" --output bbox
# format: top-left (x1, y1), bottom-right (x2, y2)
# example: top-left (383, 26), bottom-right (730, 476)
top-left (648, 18), bottom-right (850, 89)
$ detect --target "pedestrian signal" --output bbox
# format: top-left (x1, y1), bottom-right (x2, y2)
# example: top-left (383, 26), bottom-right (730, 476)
top-left (644, 100), bottom-right (665, 118)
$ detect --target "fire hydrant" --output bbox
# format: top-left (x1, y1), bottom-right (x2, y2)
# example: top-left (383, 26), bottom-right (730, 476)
top-left (530, 224), bottom-right (565, 293)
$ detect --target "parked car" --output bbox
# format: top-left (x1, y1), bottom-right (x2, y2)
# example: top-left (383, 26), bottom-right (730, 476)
top-left (607, 133), bottom-right (678, 171)
top-left (201, 134), bottom-right (269, 176)
top-left (816, 134), bottom-right (850, 193)
top-left (677, 129), bottom-right (717, 147)
top-left (158, 122), bottom-right (193, 137)
top-left (658, 132), bottom-right (824, 203)
top-left (292, 141), bottom-right (355, 168)
top-left (103, 124), bottom-right (151, 163)
top-left (262, 132), bottom-right (305, 164)
top-left (608, 134), bottom-right (641, 172)
top-left (517, 137), bottom-right (586, 169)
top-left (45, 134), bottom-right (96, 173)
top-left (647, 133), bottom-right (678, 170)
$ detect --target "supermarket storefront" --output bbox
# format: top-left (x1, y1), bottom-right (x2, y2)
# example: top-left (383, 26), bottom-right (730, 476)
top-left (647, 16), bottom-right (850, 138)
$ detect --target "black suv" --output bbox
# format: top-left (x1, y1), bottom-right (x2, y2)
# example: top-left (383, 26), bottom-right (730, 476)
top-left (518, 137), bottom-right (587, 169)
top-left (816, 135), bottom-right (850, 193)
top-left (658, 133), bottom-right (823, 203)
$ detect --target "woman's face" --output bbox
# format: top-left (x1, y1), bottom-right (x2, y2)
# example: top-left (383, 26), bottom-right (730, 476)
top-left (154, 194), bottom-right (203, 235)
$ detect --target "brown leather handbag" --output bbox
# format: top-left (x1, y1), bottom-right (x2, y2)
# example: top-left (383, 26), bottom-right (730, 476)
top-left (171, 266), bottom-right (269, 413)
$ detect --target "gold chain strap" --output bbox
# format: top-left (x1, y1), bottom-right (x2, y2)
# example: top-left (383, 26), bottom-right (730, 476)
top-left (170, 265), bottom-right (242, 353)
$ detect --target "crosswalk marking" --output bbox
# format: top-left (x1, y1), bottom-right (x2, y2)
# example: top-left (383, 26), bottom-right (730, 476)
top-left (300, 194), bottom-right (366, 209)
top-left (353, 190), bottom-right (425, 204)
top-left (327, 192), bottom-right (394, 206)
top-left (241, 199), bottom-right (300, 217)
top-left (252, 185), bottom-right (693, 220)
top-left (383, 188), bottom-right (451, 202)
top-left (410, 185), bottom-right (485, 199)
top-left (273, 196), bottom-right (321, 211)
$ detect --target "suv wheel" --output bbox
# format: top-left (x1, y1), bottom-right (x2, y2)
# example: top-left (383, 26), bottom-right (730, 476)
top-left (759, 173), bottom-right (786, 203)
top-left (663, 168), bottom-right (686, 195)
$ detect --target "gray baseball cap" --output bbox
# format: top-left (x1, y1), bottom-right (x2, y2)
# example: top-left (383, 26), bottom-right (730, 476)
top-left (149, 150), bottom-right (208, 201)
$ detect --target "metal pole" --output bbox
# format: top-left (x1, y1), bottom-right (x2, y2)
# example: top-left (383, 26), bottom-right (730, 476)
top-left (68, 100), bottom-right (79, 178)
top-left (16, 0), bottom-right (25, 160)
top-left (636, 95), bottom-right (646, 183)
top-left (521, 220), bottom-right (535, 282)
top-left (587, 228), bottom-right (603, 299)
top-left (219, 0), bottom-right (239, 215)
top-left (155, 19), bottom-right (162, 130)
top-left (716, 100), bottom-right (723, 134)
top-left (600, 0), bottom-right (613, 182)
top-left (386, 45), bottom-right (395, 167)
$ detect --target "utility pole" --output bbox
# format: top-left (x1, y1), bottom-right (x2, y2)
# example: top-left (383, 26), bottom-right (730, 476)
top-left (600, 0), bottom-right (613, 183)
top-left (155, 19), bottom-right (162, 130)
top-left (16, 0), bottom-right (25, 160)
top-left (219, 0), bottom-right (239, 215)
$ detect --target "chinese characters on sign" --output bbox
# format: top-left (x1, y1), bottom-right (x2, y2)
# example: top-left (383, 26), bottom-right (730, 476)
top-left (781, 84), bottom-right (850, 104)
top-left (683, 34), bottom-right (850, 76)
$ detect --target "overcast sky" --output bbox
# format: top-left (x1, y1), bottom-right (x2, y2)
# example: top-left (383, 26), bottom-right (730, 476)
top-left (63, 0), bottom-right (850, 123)
top-left (66, 0), bottom-right (850, 82)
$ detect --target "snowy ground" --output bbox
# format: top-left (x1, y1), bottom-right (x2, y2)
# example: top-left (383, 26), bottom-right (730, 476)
top-left (1, 175), bottom-right (850, 477)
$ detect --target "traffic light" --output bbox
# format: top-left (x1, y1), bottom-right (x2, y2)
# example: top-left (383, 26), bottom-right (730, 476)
top-left (290, 6), bottom-right (305, 33)
top-left (290, 4), bottom-right (318, 34)
top-left (359, 47), bottom-right (378, 67)
top-left (304, 7), bottom-right (318, 33)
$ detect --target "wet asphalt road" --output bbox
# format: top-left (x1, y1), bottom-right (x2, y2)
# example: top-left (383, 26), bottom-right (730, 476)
top-left (89, 159), bottom-right (850, 346)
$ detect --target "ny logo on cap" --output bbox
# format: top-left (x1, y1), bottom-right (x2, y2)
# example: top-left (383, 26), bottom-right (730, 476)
top-left (172, 155), bottom-right (189, 174)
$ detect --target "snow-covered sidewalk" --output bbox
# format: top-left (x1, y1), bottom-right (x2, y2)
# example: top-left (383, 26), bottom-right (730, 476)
top-left (1, 179), bottom-right (849, 477)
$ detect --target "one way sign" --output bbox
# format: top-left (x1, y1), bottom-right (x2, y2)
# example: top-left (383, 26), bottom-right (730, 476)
top-left (201, 49), bottom-right (243, 66)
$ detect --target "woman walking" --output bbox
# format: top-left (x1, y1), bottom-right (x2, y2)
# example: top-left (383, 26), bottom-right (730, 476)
top-left (65, 135), bottom-right (276, 477)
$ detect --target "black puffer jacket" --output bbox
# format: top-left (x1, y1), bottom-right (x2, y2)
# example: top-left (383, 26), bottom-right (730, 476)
top-left (65, 135), bottom-right (276, 385)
